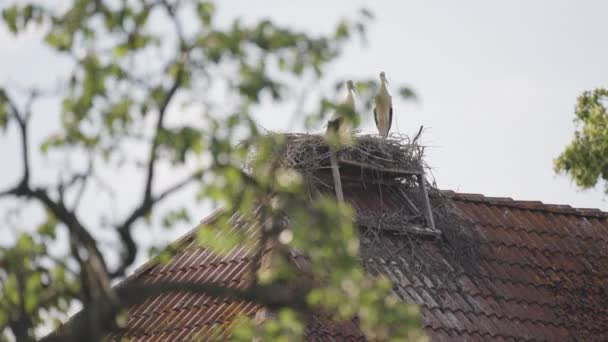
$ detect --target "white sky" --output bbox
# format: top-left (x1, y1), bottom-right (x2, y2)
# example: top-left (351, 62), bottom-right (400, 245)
top-left (218, 0), bottom-right (608, 209)
top-left (1, 0), bottom-right (608, 269)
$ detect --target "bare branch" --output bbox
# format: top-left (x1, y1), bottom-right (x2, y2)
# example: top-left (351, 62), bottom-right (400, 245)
top-left (107, 60), bottom-right (186, 278)
top-left (0, 187), bottom-right (18, 198)
top-left (30, 188), bottom-right (102, 259)
top-left (111, 167), bottom-right (200, 277)
top-left (3, 179), bottom-right (109, 289)
top-left (64, 156), bottom-right (94, 212)
top-left (156, 169), bottom-right (203, 203)
top-left (41, 280), bottom-right (310, 342)
top-left (0, 89), bottom-right (46, 202)
top-left (7, 96), bottom-right (30, 189)
top-left (161, 0), bottom-right (186, 44)
top-left (57, 172), bottom-right (88, 206)
top-left (22, 90), bottom-right (38, 122)
top-left (71, 170), bottom-right (90, 212)
top-left (143, 66), bottom-right (183, 206)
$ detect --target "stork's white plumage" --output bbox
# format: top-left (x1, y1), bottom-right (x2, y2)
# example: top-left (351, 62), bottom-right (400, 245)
top-left (373, 72), bottom-right (393, 139)
top-left (326, 80), bottom-right (357, 143)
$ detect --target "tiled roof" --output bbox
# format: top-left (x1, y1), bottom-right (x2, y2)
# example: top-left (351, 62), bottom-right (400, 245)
top-left (109, 182), bottom-right (608, 341)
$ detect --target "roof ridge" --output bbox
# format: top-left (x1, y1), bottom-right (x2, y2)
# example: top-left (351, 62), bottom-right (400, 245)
top-left (441, 190), bottom-right (607, 218)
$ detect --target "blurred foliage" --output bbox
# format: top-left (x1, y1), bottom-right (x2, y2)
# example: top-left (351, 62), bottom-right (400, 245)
top-left (0, 0), bottom-right (422, 341)
top-left (555, 88), bottom-right (608, 191)
top-left (0, 228), bottom-right (78, 341)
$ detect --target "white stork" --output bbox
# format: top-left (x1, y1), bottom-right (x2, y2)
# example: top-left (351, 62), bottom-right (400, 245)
top-left (373, 72), bottom-right (393, 139)
top-left (326, 80), bottom-right (357, 144)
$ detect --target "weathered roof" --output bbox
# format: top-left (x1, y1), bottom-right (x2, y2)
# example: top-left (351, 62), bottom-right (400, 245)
top-left (109, 179), bottom-right (608, 341)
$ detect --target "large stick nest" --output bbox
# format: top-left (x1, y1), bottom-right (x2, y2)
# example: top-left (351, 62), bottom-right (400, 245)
top-left (280, 133), bottom-right (425, 177)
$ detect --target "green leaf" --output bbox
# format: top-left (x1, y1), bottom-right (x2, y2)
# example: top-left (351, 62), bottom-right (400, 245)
top-left (2, 5), bottom-right (19, 34)
top-left (38, 210), bottom-right (58, 239)
top-left (0, 89), bottom-right (9, 130)
top-left (104, 98), bottom-right (133, 133)
top-left (335, 20), bottom-right (350, 39)
top-left (17, 234), bottom-right (35, 251)
top-left (134, 7), bottom-right (151, 26)
top-left (44, 30), bottom-right (73, 51)
top-left (25, 273), bottom-right (42, 313)
top-left (196, 2), bottom-right (215, 26)
top-left (114, 45), bottom-right (129, 58)
top-left (196, 222), bottom-right (241, 254)
top-left (157, 126), bottom-right (204, 163)
top-left (115, 310), bottom-right (128, 328)
top-left (398, 86), bottom-right (417, 100)
top-left (162, 208), bottom-right (190, 229)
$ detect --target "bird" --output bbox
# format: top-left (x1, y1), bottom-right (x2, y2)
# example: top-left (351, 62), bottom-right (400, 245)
top-left (326, 80), bottom-right (357, 144)
top-left (373, 71), bottom-right (393, 139)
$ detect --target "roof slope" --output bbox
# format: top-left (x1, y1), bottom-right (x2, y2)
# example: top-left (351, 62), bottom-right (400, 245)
top-left (110, 184), bottom-right (608, 341)
top-left (368, 191), bottom-right (608, 341)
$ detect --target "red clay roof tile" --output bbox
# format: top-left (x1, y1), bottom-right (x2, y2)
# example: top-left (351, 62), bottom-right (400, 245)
top-left (103, 181), bottom-right (608, 341)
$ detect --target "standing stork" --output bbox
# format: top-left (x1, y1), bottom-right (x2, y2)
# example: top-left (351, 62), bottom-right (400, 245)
top-left (373, 72), bottom-right (393, 139)
top-left (326, 80), bottom-right (357, 144)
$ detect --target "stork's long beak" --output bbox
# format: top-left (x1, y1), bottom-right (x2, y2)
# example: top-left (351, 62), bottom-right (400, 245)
top-left (382, 76), bottom-right (389, 85)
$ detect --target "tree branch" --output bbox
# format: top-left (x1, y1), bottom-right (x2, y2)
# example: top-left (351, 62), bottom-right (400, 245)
top-left (40, 280), bottom-right (310, 342)
top-left (57, 170), bottom-right (89, 208)
top-left (143, 66), bottom-right (183, 204)
top-left (1, 87), bottom-right (132, 288)
top-left (109, 7), bottom-right (193, 276)
top-left (6, 94), bottom-right (30, 189)
top-left (0, 90), bottom-right (40, 198)
top-left (11, 264), bottom-right (32, 342)
top-left (29, 188), bottom-right (104, 266)
top-left (0, 123), bottom-right (111, 342)
top-left (2, 181), bottom-right (112, 317)
top-left (111, 166), bottom-right (200, 277)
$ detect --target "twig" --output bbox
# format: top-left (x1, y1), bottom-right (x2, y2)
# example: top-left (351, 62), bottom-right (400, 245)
top-left (111, 64), bottom-right (184, 277)
top-left (111, 167), bottom-right (201, 277)
top-left (71, 158), bottom-right (94, 212)
top-left (412, 125), bottom-right (424, 145)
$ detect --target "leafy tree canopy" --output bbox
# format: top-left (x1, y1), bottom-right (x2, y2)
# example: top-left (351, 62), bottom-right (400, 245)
top-left (555, 88), bottom-right (608, 192)
top-left (0, 1), bottom-right (421, 341)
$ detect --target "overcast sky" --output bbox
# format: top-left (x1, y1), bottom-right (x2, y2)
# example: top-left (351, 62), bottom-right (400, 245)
top-left (1, 1), bottom-right (608, 260)
top-left (219, 0), bottom-right (608, 209)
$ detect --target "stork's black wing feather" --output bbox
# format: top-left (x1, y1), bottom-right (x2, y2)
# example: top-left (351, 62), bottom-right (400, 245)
top-left (326, 117), bottom-right (343, 134)
top-left (387, 106), bottom-right (393, 135)
top-left (373, 107), bottom-right (379, 129)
